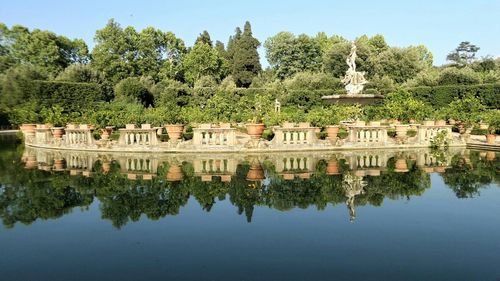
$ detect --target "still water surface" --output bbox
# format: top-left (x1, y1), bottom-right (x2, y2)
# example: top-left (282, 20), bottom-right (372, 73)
top-left (0, 135), bottom-right (499, 281)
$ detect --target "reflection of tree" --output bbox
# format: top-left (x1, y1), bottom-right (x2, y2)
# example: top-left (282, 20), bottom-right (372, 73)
top-left (1, 138), bottom-right (498, 228)
top-left (441, 152), bottom-right (499, 198)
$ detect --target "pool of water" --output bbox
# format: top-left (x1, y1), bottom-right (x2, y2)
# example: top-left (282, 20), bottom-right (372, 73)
top-left (0, 135), bottom-right (499, 281)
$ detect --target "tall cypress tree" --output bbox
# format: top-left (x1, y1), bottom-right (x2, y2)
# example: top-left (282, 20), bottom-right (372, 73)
top-left (232, 22), bottom-right (261, 87)
top-left (226, 27), bottom-right (241, 70)
top-left (195, 30), bottom-right (212, 47)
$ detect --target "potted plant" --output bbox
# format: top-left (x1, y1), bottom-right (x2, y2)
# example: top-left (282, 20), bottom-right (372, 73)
top-left (41, 105), bottom-right (67, 139)
top-left (246, 95), bottom-right (267, 140)
top-left (482, 110), bottom-right (499, 144)
top-left (446, 97), bottom-right (484, 138)
top-left (164, 108), bottom-right (185, 142)
top-left (306, 107), bottom-right (340, 140)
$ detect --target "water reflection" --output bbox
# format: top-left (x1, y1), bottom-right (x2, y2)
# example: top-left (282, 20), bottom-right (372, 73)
top-left (0, 135), bottom-right (498, 229)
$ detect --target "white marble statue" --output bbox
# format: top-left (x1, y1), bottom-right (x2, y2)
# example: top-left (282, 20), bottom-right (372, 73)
top-left (342, 42), bottom-right (368, 95)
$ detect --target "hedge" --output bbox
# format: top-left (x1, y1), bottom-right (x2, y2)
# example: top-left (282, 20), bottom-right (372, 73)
top-left (408, 83), bottom-right (500, 109)
top-left (31, 80), bottom-right (104, 112)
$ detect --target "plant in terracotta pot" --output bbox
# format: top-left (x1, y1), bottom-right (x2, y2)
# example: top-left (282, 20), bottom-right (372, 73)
top-left (245, 94), bottom-right (269, 140)
top-left (306, 106), bottom-right (340, 140)
top-left (163, 107), bottom-right (185, 142)
top-left (41, 105), bottom-right (67, 139)
top-left (445, 96), bottom-right (484, 138)
top-left (482, 110), bottom-right (499, 144)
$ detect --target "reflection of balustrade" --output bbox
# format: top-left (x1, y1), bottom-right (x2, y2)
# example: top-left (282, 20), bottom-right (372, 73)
top-left (64, 128), bottom-right (94, 146)
top-left (272, 124), bottom-right (318, 146)
top-left (193, 158), bottom-right (237, 175)
top-left (192, 125), bottom-right (236, 146)
top-left (275, 156), bottom-right (314, 173)
top-left (347, 153), bottom-right (386, 170)
top-left (417, 125), bottom-right (452, 144)
top-left (117, 157), bottom-right (158, 174)
top-left (348, 125), bottom-right (388, 144)
top-left (118, 128), bottom-right (159, 146)
top-left (66, 154), bottom-right (94, 171)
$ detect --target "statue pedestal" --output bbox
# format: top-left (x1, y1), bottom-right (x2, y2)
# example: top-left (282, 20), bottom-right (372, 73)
top-left (321, 94), bottom-right (384, 105)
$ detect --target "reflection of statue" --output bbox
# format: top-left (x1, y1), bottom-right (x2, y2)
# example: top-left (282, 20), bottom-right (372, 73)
top-left (342, 172), bottom-right (366, 222)
top-left (342, 42), bottom-right (368, 95)
top-left (274, 99), bottom-right (281, 113)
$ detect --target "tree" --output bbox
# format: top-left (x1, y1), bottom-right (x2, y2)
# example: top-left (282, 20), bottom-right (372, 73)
top-left (114, 77), bottom-right (154, 107)
top-left (181, 42), bottom-right (227, 85)
top-left (264, 32), bottom-right (322, 79)
top-left (372, 46), bottom-right (432, 83)
top-left (231, 21), bottom-right (261, 87)
top-left (447, 41), bottom-right (480, 67)
top-left (215, 40), bottom-right (226, 57)
top-left (195, 30), bottom-right (212, 47)
top-left (55, 64), bottom-right (103, 83)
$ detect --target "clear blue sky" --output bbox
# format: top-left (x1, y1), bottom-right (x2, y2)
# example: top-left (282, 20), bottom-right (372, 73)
top-left (1, 0), bottom-right (499, 66)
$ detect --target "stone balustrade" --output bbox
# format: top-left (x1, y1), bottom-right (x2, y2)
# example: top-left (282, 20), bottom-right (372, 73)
top-left (192, 124), bottom-right (236, 146)
top-left (64, 127), bottom-right (94, 146)
top-left (417, 125), bottom-right (453, 144)
top-left (118, 125), bottom-right (159, 146)
top-left (34, 127), bottom-right (53, 145)
top-left (272, 123), bottom-right (318, 146)
top-left (347, 125), bottom-right (388, 144)
top-left (117, 156), bottom-right (158, 174)
top-left (345, 152), bottom-right (387, 170)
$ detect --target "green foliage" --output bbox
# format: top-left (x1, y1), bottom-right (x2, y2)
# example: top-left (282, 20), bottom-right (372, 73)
top-left (408, 83), bottom-right (500, 109)
top-left (40, 105), bottom-right (66, 126)
top-left (445, 96), bottom-right (485, 127)
top-left (182, 42), bottom-right (227, 85)
top-left (283, 72), bottom-right (341, 90)
top-left (372, 46), bottom-right (432, 83)
top-left (430, 131), bottom-right (449, 149)
top-left (231, 22), bottom-right (261, 87)
top-left (381, 89), bottom-right (432, 122)
top-left (264, 32), bottom-right (322, 79)
top-left (481, 109), bottom-right (500, 133)
top-left (437, 67), bottom-right (481, 85)
top-left (446, 41), bottom-right (480, 67)
top-left (114, 77), bottom-right (154, 106)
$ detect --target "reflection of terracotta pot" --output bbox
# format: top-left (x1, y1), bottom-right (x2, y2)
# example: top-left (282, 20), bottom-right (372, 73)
top-left (127, 173), bottom-right (137, 180)
top-left (246, 163), bottom-right (265, 181)
top-left (325, 126), bottom-right (339, 140)
top-left (326, 159), bottom-right (340, 175)
top-left (423, 167), bottom-right (434, 173)
top-left (486, 151), bottom-right (496, 161)
top-left (201, 175), bottom-right (212, 182)
top-left (368, 169), bottom-right (381, 176)
top-left (102, 162), bottom-right (111, 173)
top-left (486, 134), bottom-right (496, 144)
top-left (165, 124), bottom-right (184, 142)
top-left (25, 156), bottom-right (37, 169)
top-left (51, 127), bottom-right (65, 139)
top-left (298, 173), bottom-right (310, 179)
top-left (395, 158), bottom-right (408, 172)
top-left (53, 159), bottom-right (65, 170)
top-left (434, 166), bottom-right (446, 173)
top-left (166, 165), bottom-right (184, 181)
top-left (435, 120), bottom-right (446, 126)
top-left (246, 123), bottom-right (265, 139)
top-left (221, 175), bottom-right (232, 182)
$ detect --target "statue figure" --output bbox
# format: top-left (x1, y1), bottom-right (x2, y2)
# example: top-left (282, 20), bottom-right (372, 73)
top-left (274, 99), bottom-right (281, 113)
top-left (342, 42), bottom-right (368, 95)
top-left (342, 172), bottom-right (366, 222)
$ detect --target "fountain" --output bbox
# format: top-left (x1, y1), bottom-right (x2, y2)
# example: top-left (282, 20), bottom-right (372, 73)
top-left (322, 41), bottom-right (384, 104)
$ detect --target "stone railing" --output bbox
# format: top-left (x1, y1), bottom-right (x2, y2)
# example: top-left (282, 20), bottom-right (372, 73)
top-left (271, 122), bottom-right (319, 146)
top-left (34, 127), bottom-right (53, 145)
top-left (64, 125), bottom-right (94, 146)
top-left (192, 124), bottom-right (236, 146)
top-left (417, 124), bottom-right (453, 144)
top-left (118, 124), bottom-right (159, 146)
top-left (347, 123), bottom-right (388, 144)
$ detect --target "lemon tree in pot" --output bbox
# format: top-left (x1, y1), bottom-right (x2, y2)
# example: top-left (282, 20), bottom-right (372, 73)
top-left (41, 105), bottom-right (67, 139)
top-left (446, 96), bottom-right (484, 137)
top-left (306, 106), bottom-right (341, 140)
top-left (482, 110), bottom-right (499, 144)
top-left (246, 94), bottom-right (269, 140)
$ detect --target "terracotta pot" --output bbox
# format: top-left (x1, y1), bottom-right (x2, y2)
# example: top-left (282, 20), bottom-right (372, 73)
top-left (325, 126), bottom-right (339, 140)
top-left (21, 124), bottom-right (36, 133)
top-left (246, 163), bottom-right (265, 181)
top-left (486, 151), bottom-right (496, 161)
top-left (101, 127), bottom-right (114, 140)
top-left (326, 159), bottom-right (340, 175)
top-left (486, 134), bottom-right (496, 144)
top-left (394, 158), bottom-right (408, 172)
top-left (435, 120), bottom-right (446, 126)
top-left (246, 123), bottom-right (265, 139)
top-left (166, 165), bottom-right (184, 182)
top-left (165, 124), bottom-right (184, 142)
top-left (53, 159), bottom-right (65, 171)
top-left (51, 127), bottom-right (65, 139)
